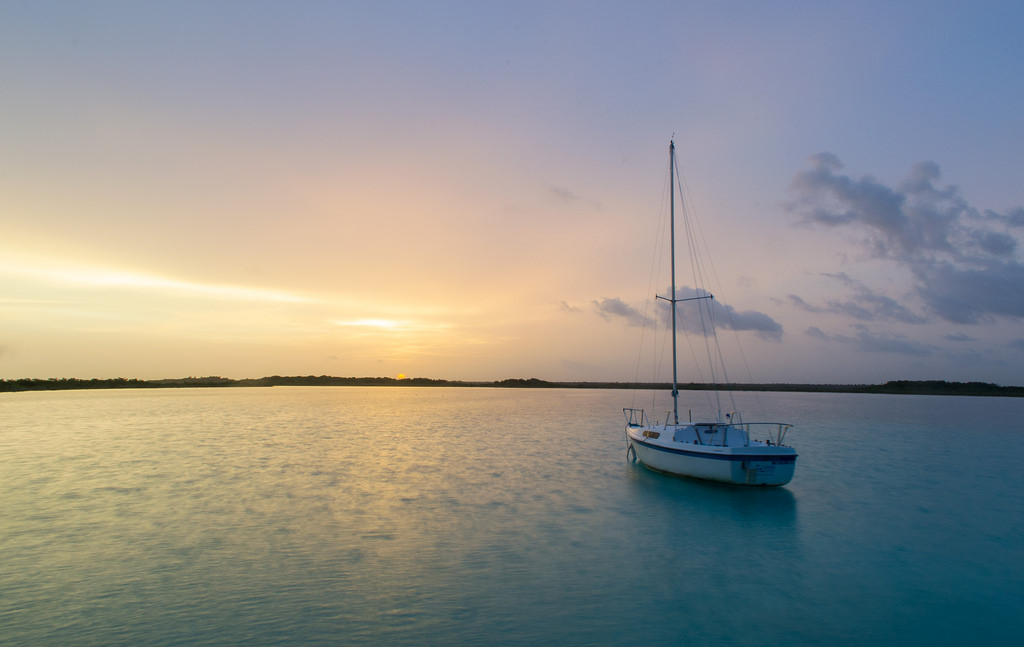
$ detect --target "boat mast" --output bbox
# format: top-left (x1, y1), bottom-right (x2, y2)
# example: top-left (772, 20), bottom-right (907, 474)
top-left (659, 141), bottom-right (709, 425)
top-left (669, 140), bottom-right (679, 426)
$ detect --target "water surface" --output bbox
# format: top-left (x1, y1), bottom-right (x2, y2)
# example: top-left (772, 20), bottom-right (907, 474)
top-left (2, 387), bottom-right (1022, 645)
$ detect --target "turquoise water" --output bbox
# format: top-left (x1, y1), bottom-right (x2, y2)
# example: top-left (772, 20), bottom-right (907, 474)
top-left (2, 387), bottom-right (1022, 645)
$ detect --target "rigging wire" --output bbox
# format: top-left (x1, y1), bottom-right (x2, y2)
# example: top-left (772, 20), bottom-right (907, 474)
top-left (630, 155), bottom-right (673, 414)
top-left (631, 141), bottom-right (768, 424)
top-left (674, 155), bottom-right (725, 418)
top-left (675, 151), bottom-right (767, 420)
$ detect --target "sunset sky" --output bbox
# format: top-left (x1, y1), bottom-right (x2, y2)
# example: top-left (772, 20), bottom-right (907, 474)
top-left (3, 1), bottom-right (1023, 385)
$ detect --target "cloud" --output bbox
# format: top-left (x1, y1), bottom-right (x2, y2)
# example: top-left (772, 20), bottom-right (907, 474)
top-left (545, 184), bottom-right (600, 211)
top-left (0, 255), bottom-right (312, 304)
top-left (787, 154), bottom-right (1024, 324)
top-left (944, 333), bottom-right (974, 342)
top-left (547, 184), bottom-right (579, 203)
top-left (718, 305), bottom-right (784, 341)
top-left (806, 323), bottom-right (934, 357)
top-left (804, 326), bottom-right (829, 341)
top-left (850, 328), bottom-right (933, 356)
top-left (988, 207), bottom-right (1024, 228)
top-left (1010, 339), bottom-right (1024, 352)
top-left (789, 294), bottom-right (826, 313)
top-left (789, 153), bottom-right (909, 248)
top-left (672, 287), bottom-right (783, 341)
top-left (593, 297), bottom-right (649, 326)
top-left (913, 259), bottom-right (1024, 323)
top-left (789, 273), bottom-right (926, 324)
top-left (596, 289), bottom-right (783, 341)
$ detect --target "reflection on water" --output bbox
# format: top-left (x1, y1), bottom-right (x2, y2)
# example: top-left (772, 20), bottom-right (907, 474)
top-left (626, 459), bottom-right (798, 518)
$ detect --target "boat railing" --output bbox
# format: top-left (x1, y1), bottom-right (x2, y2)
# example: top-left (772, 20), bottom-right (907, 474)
top-left (736, 422), bottom-right (793, 446)
top-left (622, 408), bottom-right (648, 427)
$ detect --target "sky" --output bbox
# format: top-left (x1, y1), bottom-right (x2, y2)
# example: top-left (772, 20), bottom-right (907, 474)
top-left (2, 1), bottom-right (1024, 385)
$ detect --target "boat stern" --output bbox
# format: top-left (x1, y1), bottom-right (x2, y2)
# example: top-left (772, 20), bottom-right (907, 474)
top-left (733, 450), bottom-right (797, 486)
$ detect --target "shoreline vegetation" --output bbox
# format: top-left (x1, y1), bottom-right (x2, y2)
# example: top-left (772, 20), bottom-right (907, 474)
top-left (1, 376), bottom-right (1022, 397)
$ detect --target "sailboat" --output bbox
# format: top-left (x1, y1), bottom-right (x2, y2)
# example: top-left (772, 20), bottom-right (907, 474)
top-left (623, 141), bottom-right (797, 486)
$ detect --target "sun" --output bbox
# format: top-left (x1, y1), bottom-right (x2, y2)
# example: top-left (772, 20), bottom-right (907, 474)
top-left (397, 373), bottom-right (406, 380)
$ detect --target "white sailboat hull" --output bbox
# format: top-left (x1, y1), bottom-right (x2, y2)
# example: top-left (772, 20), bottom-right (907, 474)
top-left (626, 425), bottom-right (797, 486)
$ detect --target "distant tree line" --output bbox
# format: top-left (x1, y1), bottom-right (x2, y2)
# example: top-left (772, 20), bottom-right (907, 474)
top-left (851, 380), bottom-right (1024, 397)
top-left (0, 377), bottom-right (154, 391)
top-left (1, 376), bottom-right (1021, 397)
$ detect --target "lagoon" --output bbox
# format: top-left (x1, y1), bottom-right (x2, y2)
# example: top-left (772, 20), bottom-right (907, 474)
top-left (2, 387), bottom-right (1022, 645)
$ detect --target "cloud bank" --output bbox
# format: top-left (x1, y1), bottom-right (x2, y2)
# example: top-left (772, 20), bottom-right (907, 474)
top-left (787, 153), bottom-right (1024, 324)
